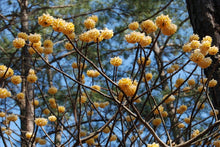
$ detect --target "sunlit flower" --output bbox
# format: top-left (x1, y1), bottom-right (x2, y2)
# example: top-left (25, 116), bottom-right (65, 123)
top-left (43, 40), bottom-right (53, 48)
top-left (11, 75), bottom-right (22, 85)
top-left (62, 22), bottom-right (75, 35)
top-left (147, 142), bottom-right (159, 147)
top-left (110, 56), bottom-right (122, 66)
top-left (35, 118), bottom-right (48, 126)
top-left (48, 115), bottom-right (57, 122)
top-left (128, 22), bottom-right (139, 30)
top-left (58, 106), bottom-right (65, 113)
top-left (161, 23), bottom-right (177, 36)
top-left (52, 18), bottom-right (66, 32)
top-left (38, 13), bottom-right (54, 27)
top-left (28, 33), bottom-right (41, 43)
top-left (198, 57), bottom-right (212, 69)
top-left (17, 32), bottom-right (28, 41)
top-left (155, 14), bottom-right (171, 29)
top-left (141, 20), bottom-right (157, 34)
top-left (7, 114), bottom-right (18, 122)
top-left (87, 70), bottom-right (100, 78)
top-left (178, 123), bottom-right (185, 128)
top-left (13, 38), bottom-right (25, 48)
top-left (152, 118), bottom-right (161, 126)
top-left (84, 18), bottom-right (95, 29)
top-left (208, 46), bottom-right (219, 55)
top-left (139, 36), bottom-right (152, 47)
top-left (189, 34), bottom-right (199, 42)
top-left (48, 86), bottom-right (58, 95)
top-left (208, 79), bottom-right (217, 87)
top-left (182, 43), bottom-right (192, 52)
top-left (125, 31), bottom-right (145, 43)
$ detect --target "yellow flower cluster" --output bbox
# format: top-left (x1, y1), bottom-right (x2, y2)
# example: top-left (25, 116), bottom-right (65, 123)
top-left (58, 106), bottom-right (65, 113)
top-left (87, 70), bottom-right (100, 78)
top-left (99, 101), bottom-right (109, 108)
top-left (110, 56), bottom-right (122, 66)
top-left (13, 38), bottom-right (25, 48)
top-left (79, 28), bottom-right (113, 43)
top-left (27, 69), bottom-right (38, 83)
top-left (183, 35), bottom-right (217, 69)
top-left (125, 115), bottom-right (136, 122)
top-left (208, 79), bottom-right (217, 87)
top-left (64, 42), bottom-right (73, 50)
top-left (43, 108), bottom-right (50, 115)
top-left (7, 114), bottom-right (18, 122)
top-left (11, 75), bottom-right (22, 85)
top-left (143, 73), bottom-right (153, 82)
top-left (210, 109), bottom-right (219, 116)
top-left (152, 118), bottom-right (161, 126)
top-left (155, 14), bottom-right (177, 36)
top-left (17, 92), bottom-right (25, 99)
top-left (197, 102), bottom-right (205, 109)
top-left (28, 33), bottom-right (41, 43)
top-left (147, 142), bottom-right (159, 147)
top-left (187, 79), bottom-right (195, 86)
top-left (72, 62), bottom-right (87, 69)
top-left (32, 100), bottom-right (39, 106)
top-left (0, 88), bottom-right (11, 99)
top-left (184, 117), bottom-right (190, 124)
top-left (48, 86), bottom-right (58, 95)
top-left (153, 105), bottom-right (164, 115)
top-left (35, 118), bottom-right (48, 126)
top-left (109, 135), bottom-right (117, 142)
top-left (128, 22), bottom-right (139, 30)
top-left (213, 140), bottom-right (220, 147)
top-left (125, 31), bottom-right (144, 44)
top-left (141, 20), bottom-right (157, 34)
top-left (163, 94), bottom-right (175, 103)
top-left (43, 39), bottom-right (53, 54)
top-left (191, 129), bottom-right (200, 138)
top-left (91, 85), bottom-right (101, 92)
top-left (38, 13), bottom-right (54, 27)
top-left (0, 65), bottom-right (14, 79)
top-left (137, 57), bottom-right (151, 66)
top-left (49, 98), bottom-right (57, 108)
top-left (26, 132), bottom-right (33, 139)
top-left (17, 32), bottom-right (28, 41)
top-left (178, 123), bottom-right (185, 128)
top-left (177, 105), bottom-right (187, 114)
top-left (78, 95), bottom-right (87, 104)
top-left (0, 112), bottom-right (6, 117)
top-left (118, 78), bottom-right (137, 97)
top-left (175, 78), bottom-right (184, 87)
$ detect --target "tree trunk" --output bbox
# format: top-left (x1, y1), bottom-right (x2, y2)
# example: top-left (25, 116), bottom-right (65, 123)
top-left (186, 0), bottom-right (220, 116)
top-left (19, 0), bottom-right (35, 146)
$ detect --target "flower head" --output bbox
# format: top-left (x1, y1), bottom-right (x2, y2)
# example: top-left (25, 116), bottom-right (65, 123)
top-left (13, 38), bottom-right (25, 48)
top-left (155, 14), bottom-right (171, 29)
top-left (110, 56), bottom-right (122, 66)
top-left (141, 20), bottom-right (157, 34)
top-left (38, 13), bottom-right (54, 27)
top-left (35, 118), bottom-right (48, 126)
top-left (128, 22), bottom-right (139, 30)
top-left (28, 33), bottom-right (41, 43)
top-left (11, 75), bottom-right (22, 85)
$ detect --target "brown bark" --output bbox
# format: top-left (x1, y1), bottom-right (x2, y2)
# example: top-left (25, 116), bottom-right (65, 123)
top-left (186, 0), bottom-right (220, 115)
top-left (19, 0), bottom-right (35, 146)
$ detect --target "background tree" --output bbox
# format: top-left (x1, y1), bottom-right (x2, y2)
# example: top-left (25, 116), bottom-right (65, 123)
top-left (186, 0), bottom-right (220, 116)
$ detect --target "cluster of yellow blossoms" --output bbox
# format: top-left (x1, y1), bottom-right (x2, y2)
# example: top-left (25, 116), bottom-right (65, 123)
top-left (0, 65), bottom-right (14, 79)
top-left (0, 88), bottom-right (11, 99)
top-left (87, 70), bottom-right (100, 78)
top-left (183, 34), bottom-right (219, 69)
top-left (79, 28), bottom-right (113, 43)
top-left (147, 142), bottom-right (159, 147)
top-left (35, 117), bottom-right (48, 126)
top-left (126, 14), bottom-right (177, 47)
top-left (27, 69), bottom-right (38, 83)
top-left (110, 56), bottom-right (122, 67)
top-left (118, 78), bottom-right (137, 97)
